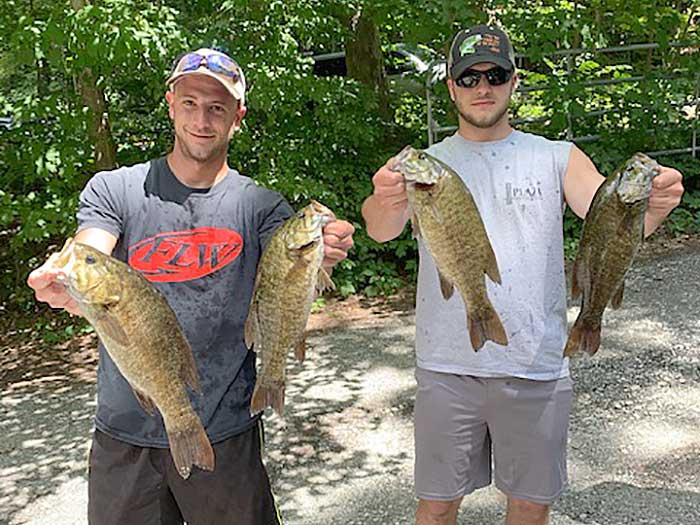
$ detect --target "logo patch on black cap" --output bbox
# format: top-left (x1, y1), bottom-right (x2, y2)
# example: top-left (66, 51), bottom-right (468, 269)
top-left (459, 35), bottom-right (482, 56)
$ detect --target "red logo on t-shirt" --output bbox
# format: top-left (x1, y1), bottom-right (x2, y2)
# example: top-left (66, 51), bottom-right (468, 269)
top-left (129, 227), bottom-right (243, 282)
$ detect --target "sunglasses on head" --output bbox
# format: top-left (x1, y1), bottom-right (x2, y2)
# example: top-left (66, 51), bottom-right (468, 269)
top-left (455, 66), bottom-right (513, 88)
top-left (172, 52), bottom-right (241, 82)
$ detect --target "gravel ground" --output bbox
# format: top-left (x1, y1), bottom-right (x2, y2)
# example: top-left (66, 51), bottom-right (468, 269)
top-left (1, 242), bottom-right (698, 525)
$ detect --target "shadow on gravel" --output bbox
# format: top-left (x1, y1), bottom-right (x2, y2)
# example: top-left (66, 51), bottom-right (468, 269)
top-left (264, 321), bottom-right (417, 523)
top-left (0, 329), bottom-right (97, 525)
top-left (558, 481), bottom-right (700, 525)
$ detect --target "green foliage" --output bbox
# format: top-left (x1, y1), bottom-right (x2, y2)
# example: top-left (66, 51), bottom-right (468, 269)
top-left (1, 0), bottom-right (698, 313)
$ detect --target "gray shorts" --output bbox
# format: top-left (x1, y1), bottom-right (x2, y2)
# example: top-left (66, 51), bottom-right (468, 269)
top-left (414, 367), bottom-right (573, 505)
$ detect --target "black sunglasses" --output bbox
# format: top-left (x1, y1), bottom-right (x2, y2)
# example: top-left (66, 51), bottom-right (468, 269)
top-left (455, 66), bottom-right (513, 88)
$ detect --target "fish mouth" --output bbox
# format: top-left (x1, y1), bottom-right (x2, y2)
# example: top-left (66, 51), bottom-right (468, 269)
top-left (309, 200), bottom-right (336, 224)
top-left (393, 146), bottom-right (442, 185)
top-left (392, 146), bottom-right (426, 182)
top-left (48, 238), bottom-right (85, 301)
top-left (391, 145), bottom-right (416, 173)
top-left (50, 238), bottom-right (100, 300)
top-left (52, 238), bottom-right (76, 282)
top-left (628, 153), bottom-right (660, 178)
top-left (618, 152), bottom-right (660, 203)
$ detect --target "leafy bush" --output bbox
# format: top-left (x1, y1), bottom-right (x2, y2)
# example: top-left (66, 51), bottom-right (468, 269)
top-left (1, 0), bottom-right (697, 313)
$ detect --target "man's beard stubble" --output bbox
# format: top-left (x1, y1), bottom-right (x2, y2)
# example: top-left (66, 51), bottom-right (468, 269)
top-left (457, 102), bottom-right (510, 129)
top-left (176, 128), bottom-right (227, 164)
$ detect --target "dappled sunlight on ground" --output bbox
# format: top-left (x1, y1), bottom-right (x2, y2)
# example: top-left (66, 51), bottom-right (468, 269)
top-left (2, 245), bottom-right (699, 524)
top-left (0, 326), bottom-right (97, 524)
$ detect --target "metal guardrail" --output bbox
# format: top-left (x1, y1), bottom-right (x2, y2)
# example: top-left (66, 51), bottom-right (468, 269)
top-left (426, 41), bottom-right (700, 159)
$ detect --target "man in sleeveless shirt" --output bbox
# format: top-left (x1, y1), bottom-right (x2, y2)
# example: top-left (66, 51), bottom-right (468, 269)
top-left (27, 48), bottom-right (355, 524)
top-left (362, 25), bottom-right (683, 525)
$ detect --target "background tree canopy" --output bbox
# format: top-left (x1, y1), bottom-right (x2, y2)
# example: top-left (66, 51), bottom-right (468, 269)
top-left (1, 0), bottom-right (698, 315)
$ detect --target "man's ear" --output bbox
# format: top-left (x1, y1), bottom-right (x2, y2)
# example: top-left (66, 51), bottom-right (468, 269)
top-left (511, 72), bottom-right (519, 94)
top-left (447, 78), bottom-right (456, 102)
top-left (165, 90), bottom-right (175, 120)
top-left (230, 104), bottom-right (247, 135)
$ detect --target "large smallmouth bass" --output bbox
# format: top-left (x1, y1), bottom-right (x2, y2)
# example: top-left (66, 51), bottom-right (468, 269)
top-left (565, 152), bottom-right (659, 357)
top-left (245, 200), bottom-right (335, 416)
top-left (393, 145), bottom-right (507, 351)
top-left (50, 238), bottom-right (214, 479)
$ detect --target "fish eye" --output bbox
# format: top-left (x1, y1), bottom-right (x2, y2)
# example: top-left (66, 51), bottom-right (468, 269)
top-left (418, 153), bottom-right (426, 160)
top-left (85, 255), bottom-right (96, 265)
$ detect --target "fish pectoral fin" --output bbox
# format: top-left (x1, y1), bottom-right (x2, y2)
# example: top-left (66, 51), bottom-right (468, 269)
top-left (294, 335), bottom-right (307, 362)
top-left (429, 203), bottom-right (444, 224)
top-left (437, 269), bottom-right (454, 300)
top-left (132, 388), bottom-right (157, 416)
top-left (610, 282), bottom-right (625, 309)
top-left (410, 213), bottom-right (422, 239)
top-left (316, 267), bottom-right (336, 294)
top-left (93, 308), bottom-right (129, 346)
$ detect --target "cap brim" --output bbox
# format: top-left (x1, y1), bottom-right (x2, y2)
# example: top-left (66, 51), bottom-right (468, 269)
top-left (167, 68), bottom-right (245, 103)
top-left (450, 54), bottom-right (513, 79)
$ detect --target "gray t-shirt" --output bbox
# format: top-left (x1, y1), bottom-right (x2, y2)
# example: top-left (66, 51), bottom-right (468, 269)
top-left (416, 130), bottom-right (573, 380)
top-left (77, 156), bottom-right (293, 447)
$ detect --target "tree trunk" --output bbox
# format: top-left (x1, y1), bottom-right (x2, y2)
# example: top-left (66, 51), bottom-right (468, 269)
top-left (70, 0), bottom-right (117, 171)
top-left (37, 58), bottom-right (50, 98)
top-left (345, 8), bottom-right (391, 120)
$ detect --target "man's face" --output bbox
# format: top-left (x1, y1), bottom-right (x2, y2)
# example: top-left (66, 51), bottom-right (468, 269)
top-left (165, 75), bottom-right (245, 163)
top-left (447, 62), bottom-right (516, 130)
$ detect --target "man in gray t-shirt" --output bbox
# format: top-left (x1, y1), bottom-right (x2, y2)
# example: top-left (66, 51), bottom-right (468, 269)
top-left (28, 48), bottom-right (354, 524)
top-left (363, 25), bottom-right (683, 525)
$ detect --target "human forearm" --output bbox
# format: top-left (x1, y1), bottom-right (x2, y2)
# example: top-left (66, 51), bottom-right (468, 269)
top-left (362, 195), bottom-right (410, 242)
top-left (644, 209), bottom-right (670, 237)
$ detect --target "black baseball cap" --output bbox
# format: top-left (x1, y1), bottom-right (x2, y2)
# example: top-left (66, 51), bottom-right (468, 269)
top-left (447, 24), bottom-right (516, 80)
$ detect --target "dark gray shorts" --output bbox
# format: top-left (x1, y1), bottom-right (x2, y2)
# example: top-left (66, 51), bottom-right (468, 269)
top-left (87, 421), bottom-right (284, 525)
top-left (414, 367), bottom-right (573, 505)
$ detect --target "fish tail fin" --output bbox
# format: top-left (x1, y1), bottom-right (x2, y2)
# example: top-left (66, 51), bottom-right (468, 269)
top-left (564, 317), bottom-right (602, 357)
top-left (250, 379), bottom-right (285, 417)
top-left (166, 416), bottom-right (215, 480)
top-left (468, 304), bottom-right (508, 351)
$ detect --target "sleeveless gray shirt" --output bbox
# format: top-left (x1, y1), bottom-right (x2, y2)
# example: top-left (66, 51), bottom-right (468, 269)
top-left (416, 130), bottom-right (573, 380)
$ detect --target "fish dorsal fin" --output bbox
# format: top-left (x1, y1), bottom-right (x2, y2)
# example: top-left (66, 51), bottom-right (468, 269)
top-left (132, 387), bottom-right (157, 416)
top-left (610, 282), bottom-right (625, 309)
top-left (437, 268), bottom-right (454, 300)
top-left (316, 267), bottom-right (335, 294)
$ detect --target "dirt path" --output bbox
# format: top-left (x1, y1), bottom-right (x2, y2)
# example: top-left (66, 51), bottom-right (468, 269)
top-left (1, 239), bottom-right (698, 524)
